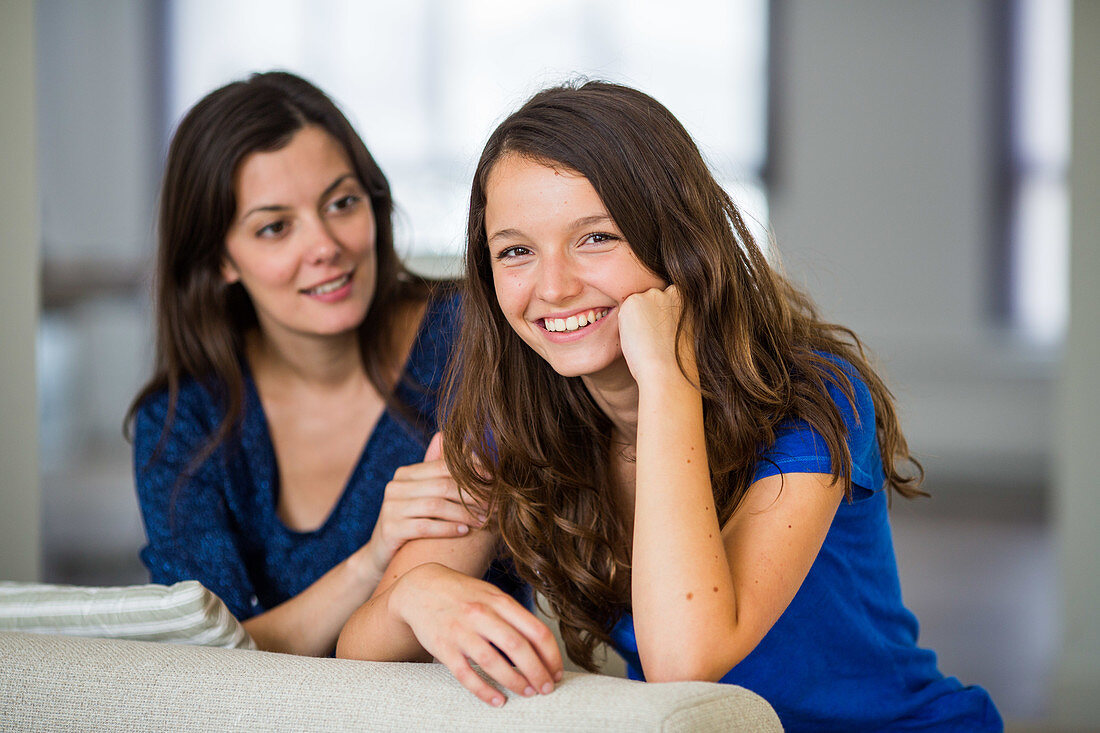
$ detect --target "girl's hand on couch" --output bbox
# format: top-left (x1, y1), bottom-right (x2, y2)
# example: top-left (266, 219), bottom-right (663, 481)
top-left (390, 562), bottom-right (563, 706)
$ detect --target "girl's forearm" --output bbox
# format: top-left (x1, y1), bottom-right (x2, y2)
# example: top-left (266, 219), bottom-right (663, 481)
top-left (334, 566), bottom-right (434, 662)
top-left (631, 377), bottom-right (741, 681)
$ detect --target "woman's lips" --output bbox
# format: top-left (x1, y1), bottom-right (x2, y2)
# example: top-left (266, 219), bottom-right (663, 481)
top-left (301, 271), bottom-right (354, 301)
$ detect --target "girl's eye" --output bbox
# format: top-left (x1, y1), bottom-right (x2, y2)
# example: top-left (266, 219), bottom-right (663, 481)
top-left (256, 221), bottom-right (287, 238)
top-left (495, 245), bottom-right (532, 261)
top-left (583, 232), bottom-right (619, 246)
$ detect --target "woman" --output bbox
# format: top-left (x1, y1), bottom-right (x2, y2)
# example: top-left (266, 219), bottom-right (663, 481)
top-left (128, 71), bottom-right (523, 657)
top-left (336, 81), bottom-right (1001, 730)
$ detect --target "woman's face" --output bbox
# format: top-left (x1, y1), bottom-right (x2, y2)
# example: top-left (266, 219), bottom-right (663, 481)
top-left (222, 125), bottom-right (376, 343)
top-left (484, 153), bottom-right (666, 379)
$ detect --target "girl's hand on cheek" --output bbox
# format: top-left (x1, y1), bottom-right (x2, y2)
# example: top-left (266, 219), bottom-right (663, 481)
top-left (390, 563), bottom-right (564, 706)
top-left (618, 285), bottom-right (697, 388)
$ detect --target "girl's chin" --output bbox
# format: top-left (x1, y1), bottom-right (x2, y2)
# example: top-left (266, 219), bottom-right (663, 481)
top-left (544, 354), bottom-right (627, 381)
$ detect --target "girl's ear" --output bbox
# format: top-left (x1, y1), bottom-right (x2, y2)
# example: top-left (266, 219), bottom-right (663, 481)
top-left (221, 257), bottom-right (241, 285)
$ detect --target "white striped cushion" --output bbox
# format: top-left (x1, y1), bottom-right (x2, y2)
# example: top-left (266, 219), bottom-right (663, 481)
top-left (0, 580), bottom-right (255, 649)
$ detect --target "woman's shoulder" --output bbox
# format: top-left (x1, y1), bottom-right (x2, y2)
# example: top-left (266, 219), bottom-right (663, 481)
top-left (408, 284), bottom-right (463, 361)
top-left (423, 282), bottom-right (463, 331)
top-left (133, 375), bottom-right (227, 438)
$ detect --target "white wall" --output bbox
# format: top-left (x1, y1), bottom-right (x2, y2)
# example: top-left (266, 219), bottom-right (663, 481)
top-left (0, 0), bottom-right (42, 582)
top-left (770, 0), bottom-right (1051, 492)
top-left (1053, 0), bottom-right (1100, 722)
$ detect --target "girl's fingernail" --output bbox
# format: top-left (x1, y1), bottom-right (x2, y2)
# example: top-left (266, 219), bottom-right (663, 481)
top-left (457, 525), bottom-right (469, 534)
top-left (555, 671), bottom-right (563, 682)
top-left (541, 682), bottom-right (553, 694)
top-left (492, 696), bottom-right (505, 707)
top-left (524, 686), bottom-right (536, 697)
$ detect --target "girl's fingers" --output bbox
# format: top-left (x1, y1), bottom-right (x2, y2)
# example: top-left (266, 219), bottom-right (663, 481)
top-left (435, 647), bottom-right (509, 707)
top-left (481, 624), bottom-right (556, 695)
top-left (465, 634), bottom-right (538, 699)
top-left (493, 601), bottom-right (564, 681)
top-left (461, 600), bottom-right (559, 695)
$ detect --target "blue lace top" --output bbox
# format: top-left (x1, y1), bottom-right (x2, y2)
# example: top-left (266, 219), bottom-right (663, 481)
top-left (133, 291), bottom-right (526, 620)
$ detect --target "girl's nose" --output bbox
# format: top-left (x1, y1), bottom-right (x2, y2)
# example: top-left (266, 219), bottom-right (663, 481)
top-left (536, 253), bottom-right (583, 304)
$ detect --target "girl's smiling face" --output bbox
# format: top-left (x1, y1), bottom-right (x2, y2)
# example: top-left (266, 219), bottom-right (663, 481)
top-left (484, 153), bottom-right (666, 379)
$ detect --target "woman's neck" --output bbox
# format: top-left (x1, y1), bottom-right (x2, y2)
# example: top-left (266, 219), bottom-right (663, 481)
top-left (246, 327), bottom-right (364, 391)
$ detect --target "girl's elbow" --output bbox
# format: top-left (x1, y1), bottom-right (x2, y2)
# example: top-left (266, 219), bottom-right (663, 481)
top-left (639, 633), bottom-right (749, 683)
top-left (644, 657), bottom-right (734, 684)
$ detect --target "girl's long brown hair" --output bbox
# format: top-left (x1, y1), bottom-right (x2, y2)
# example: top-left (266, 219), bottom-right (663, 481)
top-left (442, 80), bottom-right (925, 672)
top-left (126, 71), bottom-right (439, 471)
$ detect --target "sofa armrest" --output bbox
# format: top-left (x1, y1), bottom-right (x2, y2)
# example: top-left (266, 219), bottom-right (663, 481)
top-left (0, 631), bottom-right (780, 731)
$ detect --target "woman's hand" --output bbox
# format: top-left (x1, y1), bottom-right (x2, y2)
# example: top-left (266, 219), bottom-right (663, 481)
top-left (358, 433), bottom-right (486, 581)
top-left (618, 284), bottom-right (697, 388)
top-left (389, 562), bottom-right (563, 706)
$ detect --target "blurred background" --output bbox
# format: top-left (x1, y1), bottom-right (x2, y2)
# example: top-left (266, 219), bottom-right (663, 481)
top-left (2, 1), bottom-right (1098, 730)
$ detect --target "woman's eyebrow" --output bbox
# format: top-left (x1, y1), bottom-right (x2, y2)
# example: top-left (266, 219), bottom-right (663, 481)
top-left (316, 173), bottom-right (356, 205)
top-left (239, 173), bottom-right (356, 221)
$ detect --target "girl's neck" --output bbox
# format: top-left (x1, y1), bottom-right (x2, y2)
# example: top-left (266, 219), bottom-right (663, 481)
top-left (581, 359), bottom-right (641, 448)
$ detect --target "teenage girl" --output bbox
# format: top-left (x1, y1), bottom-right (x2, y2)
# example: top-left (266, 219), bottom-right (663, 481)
top-left (336, 81), bottom-right (1001, 731)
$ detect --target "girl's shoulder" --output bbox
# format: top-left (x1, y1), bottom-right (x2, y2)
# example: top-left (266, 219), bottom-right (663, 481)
top-left (755, 352), bottom-right (885, 495)
top-left (808, 352), bottom-right (877, 435)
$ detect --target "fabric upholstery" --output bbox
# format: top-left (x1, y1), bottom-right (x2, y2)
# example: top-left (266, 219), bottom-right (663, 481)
top-left (0, 631), bottom-right (782, 731)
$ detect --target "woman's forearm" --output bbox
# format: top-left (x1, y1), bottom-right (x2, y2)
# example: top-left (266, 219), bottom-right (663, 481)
top-left (243, 547), bottom-right (383, 656)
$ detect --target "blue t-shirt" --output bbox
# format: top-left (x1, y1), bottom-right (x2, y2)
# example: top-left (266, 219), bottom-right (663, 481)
top-left (133, 292), bottom-right (527, 621)
top-left (609, 356), bottom-right (1002, 732)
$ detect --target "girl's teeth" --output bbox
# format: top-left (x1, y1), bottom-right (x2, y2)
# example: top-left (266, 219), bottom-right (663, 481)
top-left (544, 308), bottom-right (607, 332)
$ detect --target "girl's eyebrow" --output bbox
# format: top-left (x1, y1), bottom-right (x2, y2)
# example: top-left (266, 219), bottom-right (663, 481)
top-left (239, 173), bottom-right (356, 221)
top-left (487, 214), bottom-right (615, 246)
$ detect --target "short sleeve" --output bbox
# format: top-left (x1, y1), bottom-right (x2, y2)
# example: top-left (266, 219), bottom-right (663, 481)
top-left (132, 388), bottom-right (257, 620)
top-left (751, 356), bottom-right (886, 500)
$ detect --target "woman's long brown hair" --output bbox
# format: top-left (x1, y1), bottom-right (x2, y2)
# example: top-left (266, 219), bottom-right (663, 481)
top-left (442, 80), bottom-right (925, 672)
top-left (126, 71), bottom-right (439, 473)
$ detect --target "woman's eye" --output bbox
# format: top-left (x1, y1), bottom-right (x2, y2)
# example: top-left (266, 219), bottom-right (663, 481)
top-left (327, 194), bottom-right (362, 213)
top-left (256, 221), bottom-right (287, 238)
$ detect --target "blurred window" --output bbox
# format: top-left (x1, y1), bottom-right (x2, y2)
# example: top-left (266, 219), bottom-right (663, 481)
top-left (168, 0), bottom-right (771, 261)
top-left (1004, 0), bottom-right (1070, 344)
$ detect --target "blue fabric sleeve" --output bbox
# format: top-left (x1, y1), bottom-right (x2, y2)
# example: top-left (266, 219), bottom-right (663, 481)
top-left (133, 390), bottom-right (256, 619)
top-left (751, 357), bottom-right (886, 500)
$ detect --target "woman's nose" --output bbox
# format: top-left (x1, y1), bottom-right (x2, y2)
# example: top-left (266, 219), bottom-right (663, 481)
top-left (306, 220), bottom-right (341, 264)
